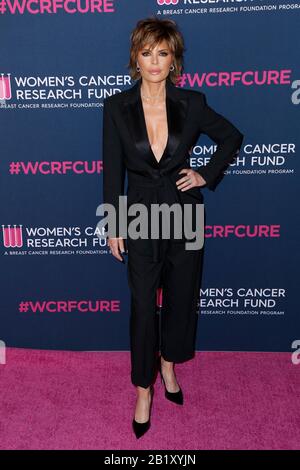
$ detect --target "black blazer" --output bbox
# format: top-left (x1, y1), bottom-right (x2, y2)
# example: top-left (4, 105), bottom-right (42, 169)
top-left (102, 77), bottom-right (244, 242)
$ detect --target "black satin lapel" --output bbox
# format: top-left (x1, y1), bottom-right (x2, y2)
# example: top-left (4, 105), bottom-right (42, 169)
top-left (166, 96), bottom-right (188, 157)
top-left (122, 79), bottom-right (189, 164)
top-left (123, 98), bottom-right (151, 156)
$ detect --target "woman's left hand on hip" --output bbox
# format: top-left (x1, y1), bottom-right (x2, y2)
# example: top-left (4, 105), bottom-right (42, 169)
top-left (176, 168), bottom-right (206, 191)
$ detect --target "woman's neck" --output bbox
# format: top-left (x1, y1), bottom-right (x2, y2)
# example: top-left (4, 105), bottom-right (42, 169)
top-left (140, 80), bottom-right (166, 101)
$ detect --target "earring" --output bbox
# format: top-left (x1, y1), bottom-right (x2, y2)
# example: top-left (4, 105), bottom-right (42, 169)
top-left (136, 65), bottom-right (140, 72)
top-left (169, 64), bottom-right (175, 71)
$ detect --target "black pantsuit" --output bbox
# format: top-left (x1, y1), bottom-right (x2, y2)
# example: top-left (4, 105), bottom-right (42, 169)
top-left (127, 237), bottom-right (204, 388)
top-left (102, 77), bottom-right (244, 388)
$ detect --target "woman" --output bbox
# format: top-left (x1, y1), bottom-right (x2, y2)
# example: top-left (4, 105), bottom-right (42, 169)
top-left (102, 17), bottom-right (244, 439)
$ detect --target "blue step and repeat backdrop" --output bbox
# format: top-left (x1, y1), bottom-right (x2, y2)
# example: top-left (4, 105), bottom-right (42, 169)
top-left (1, 1), bottom-right (299, 352)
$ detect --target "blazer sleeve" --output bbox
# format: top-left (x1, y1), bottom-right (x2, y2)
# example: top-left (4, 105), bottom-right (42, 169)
top-left (196, 92), bottom-right (244, 191)
top-left (102, 97), bottom-right (126, 238)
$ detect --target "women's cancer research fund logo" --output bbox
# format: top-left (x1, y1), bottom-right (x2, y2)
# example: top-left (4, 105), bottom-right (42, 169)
top-left (0, 73), bottom-right (12, 101)
top-left (2, 225), bottom-right (23, 248)
top-left (157, 0), bottom-right (179, 5)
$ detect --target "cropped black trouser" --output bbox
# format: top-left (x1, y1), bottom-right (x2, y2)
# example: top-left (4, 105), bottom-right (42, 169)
top-left (126, 237), bottom-right (204, 389)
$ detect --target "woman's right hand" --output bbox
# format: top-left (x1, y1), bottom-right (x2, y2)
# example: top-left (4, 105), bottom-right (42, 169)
top-left (107, 237), bottom-right (126, 262)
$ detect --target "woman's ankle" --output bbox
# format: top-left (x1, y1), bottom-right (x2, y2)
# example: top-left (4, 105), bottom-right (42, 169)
top-left (161, 355), bottom-right (174, 372)
top-left (136, 385), bottom-right (151, 396)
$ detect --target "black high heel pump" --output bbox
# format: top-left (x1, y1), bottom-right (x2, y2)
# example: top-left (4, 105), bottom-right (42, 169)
top-left (132, 385), bottom-right (154, 439)
top-left (157, 355), bottom-right (183, 405)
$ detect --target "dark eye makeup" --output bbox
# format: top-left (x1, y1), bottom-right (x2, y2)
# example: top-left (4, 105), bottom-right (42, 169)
top-left (141, 51), bottom-right (169, 56)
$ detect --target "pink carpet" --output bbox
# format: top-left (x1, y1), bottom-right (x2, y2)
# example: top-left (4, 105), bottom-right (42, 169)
top-left (0, 348), bottom-right (299, 450)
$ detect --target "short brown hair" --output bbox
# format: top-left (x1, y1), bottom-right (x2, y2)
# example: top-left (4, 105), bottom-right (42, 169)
top-left (127, 16), bottom-right (185, 84)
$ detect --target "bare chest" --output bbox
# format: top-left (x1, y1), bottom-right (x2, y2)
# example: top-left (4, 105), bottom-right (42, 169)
top-left (141, 100), bottom-right (168, 164)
